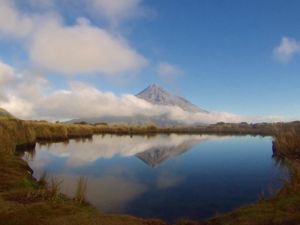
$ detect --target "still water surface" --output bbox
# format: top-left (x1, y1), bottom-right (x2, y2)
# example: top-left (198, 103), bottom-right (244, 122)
top-left (23, 134), bottom-right (285, 222)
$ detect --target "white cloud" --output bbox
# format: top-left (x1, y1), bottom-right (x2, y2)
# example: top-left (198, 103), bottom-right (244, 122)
top-left (0, 61), bottom-right (289, 124)
top-left (89, 0), bottom-right (145, 25)
top-left (0, 61), bottom-right (19, 101)
top-left (29, 18), bottom-right (147, 75)
top-left (0, 95), bottom-right (34, 119)
top-left (0, 61), bottom-right (15, 85)
top-left (157, 63), bottom-right (183, 82)
top-left (273, 37), bottom-right (300, 63)
top-left (33, 81), bottom-right (247, 123)
top-left (0, 1), bottom-right (147, 76)
top-left (0, 0), bottom-right (36, 38)
top-left (0, 60), bottom-right (49, 118)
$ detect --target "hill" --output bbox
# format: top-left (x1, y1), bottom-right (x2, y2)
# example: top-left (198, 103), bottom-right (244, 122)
top-left (0, 108), bottom-right (15, 119)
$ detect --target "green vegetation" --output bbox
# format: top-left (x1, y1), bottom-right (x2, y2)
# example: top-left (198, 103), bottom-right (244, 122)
top-left (0, 108), bottom-right (15, 120)
top-left (0, 109), bottom-right (300, 225)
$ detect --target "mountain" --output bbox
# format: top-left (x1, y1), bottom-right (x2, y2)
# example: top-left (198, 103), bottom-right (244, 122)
top-left (68, 84), bottom-right (208, 125)
top-left (136, 84), bottom-right (208, 113)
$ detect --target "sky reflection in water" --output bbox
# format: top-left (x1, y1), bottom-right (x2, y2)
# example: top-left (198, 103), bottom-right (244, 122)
top-left (24, 134), bottom-right (285, 222)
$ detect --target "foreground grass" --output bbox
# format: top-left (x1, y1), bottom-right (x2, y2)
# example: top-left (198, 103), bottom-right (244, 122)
top-left (0, 195), bottom-right (166, 225)
top-left (0, 118), bottom-right (300, 225)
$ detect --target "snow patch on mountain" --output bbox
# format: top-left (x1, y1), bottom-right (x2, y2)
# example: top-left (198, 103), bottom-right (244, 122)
top-left (136, 84), bottom-right (208, 113)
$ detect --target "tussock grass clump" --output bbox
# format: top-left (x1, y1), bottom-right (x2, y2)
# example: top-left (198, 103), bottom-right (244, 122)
top-left (74, 177), bottom-right (88, 204)
top-left (48, 177), bottom-right (63, 201)
top-left (65, 124), bottom-right (93, 138)
top-left (91, 123), bottom-right (161, 135)
top-left (0, 119), bottom-right (37, 190)
top-left (204, 122), bottom-right (279, 135)
top-left (275, 160), bottom-right (300, 196)
top-left (273, 122), bottom-right (300, 159)
top-left (24, 121), bottom-right (95, 141)
top-left (0, 119), bottom-right (36, 152)
top-left (26, 121), bottom-right (68, 141)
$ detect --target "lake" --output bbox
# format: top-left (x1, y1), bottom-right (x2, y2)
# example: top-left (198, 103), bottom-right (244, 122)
top-left (23, 134), bottom-right (286, 222)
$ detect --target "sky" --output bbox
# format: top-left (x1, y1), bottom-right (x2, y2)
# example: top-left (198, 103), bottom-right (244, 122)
top-left (0, 0), bottom-right (300, 122)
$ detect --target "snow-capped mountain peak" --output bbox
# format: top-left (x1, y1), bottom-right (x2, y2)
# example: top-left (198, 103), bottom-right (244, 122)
top-left (136, 84), bottom-right (208, 113)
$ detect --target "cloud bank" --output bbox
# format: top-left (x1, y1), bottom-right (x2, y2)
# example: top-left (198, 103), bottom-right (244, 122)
top-left (0, 61), bottom-right (287, 124)
top-left (30, 17), bottom-right (147, 75)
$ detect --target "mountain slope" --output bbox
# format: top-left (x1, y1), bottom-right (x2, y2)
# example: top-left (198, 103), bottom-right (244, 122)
top-left (136, 84), bottom-right (208, 113)
top-left (0, 108), bottom-right (15, 119)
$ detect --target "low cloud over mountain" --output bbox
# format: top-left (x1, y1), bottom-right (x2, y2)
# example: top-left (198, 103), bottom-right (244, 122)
top-left (0, 60), bottom-right (287, 124)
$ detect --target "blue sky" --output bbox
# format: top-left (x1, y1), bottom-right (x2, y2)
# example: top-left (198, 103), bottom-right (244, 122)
top-left (127, 0), bottom-right (300, 117)
top-left (0, 0), bottom-right (299, 121)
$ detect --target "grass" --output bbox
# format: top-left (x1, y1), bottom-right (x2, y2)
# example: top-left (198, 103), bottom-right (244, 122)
top-left (74, 177), bottom-right (88, 204)
top-left (48, 177), bottom-right (63, 201)
top-left (0, 108), bottom-right (15, 119)
top-left (273, 128), bottom-right (300, 159)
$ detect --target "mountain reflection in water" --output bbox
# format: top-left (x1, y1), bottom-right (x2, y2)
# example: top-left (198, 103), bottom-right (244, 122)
top-left (23, 134), bottom-right (285, 222)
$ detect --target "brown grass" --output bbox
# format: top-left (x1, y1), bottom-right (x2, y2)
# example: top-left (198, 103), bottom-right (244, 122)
top-left (273, 128), bottom-right (300, 159)
top-left (74, 176), bottom-right (88, 204)
top-left (47, 177), bottom-right (63, 201)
